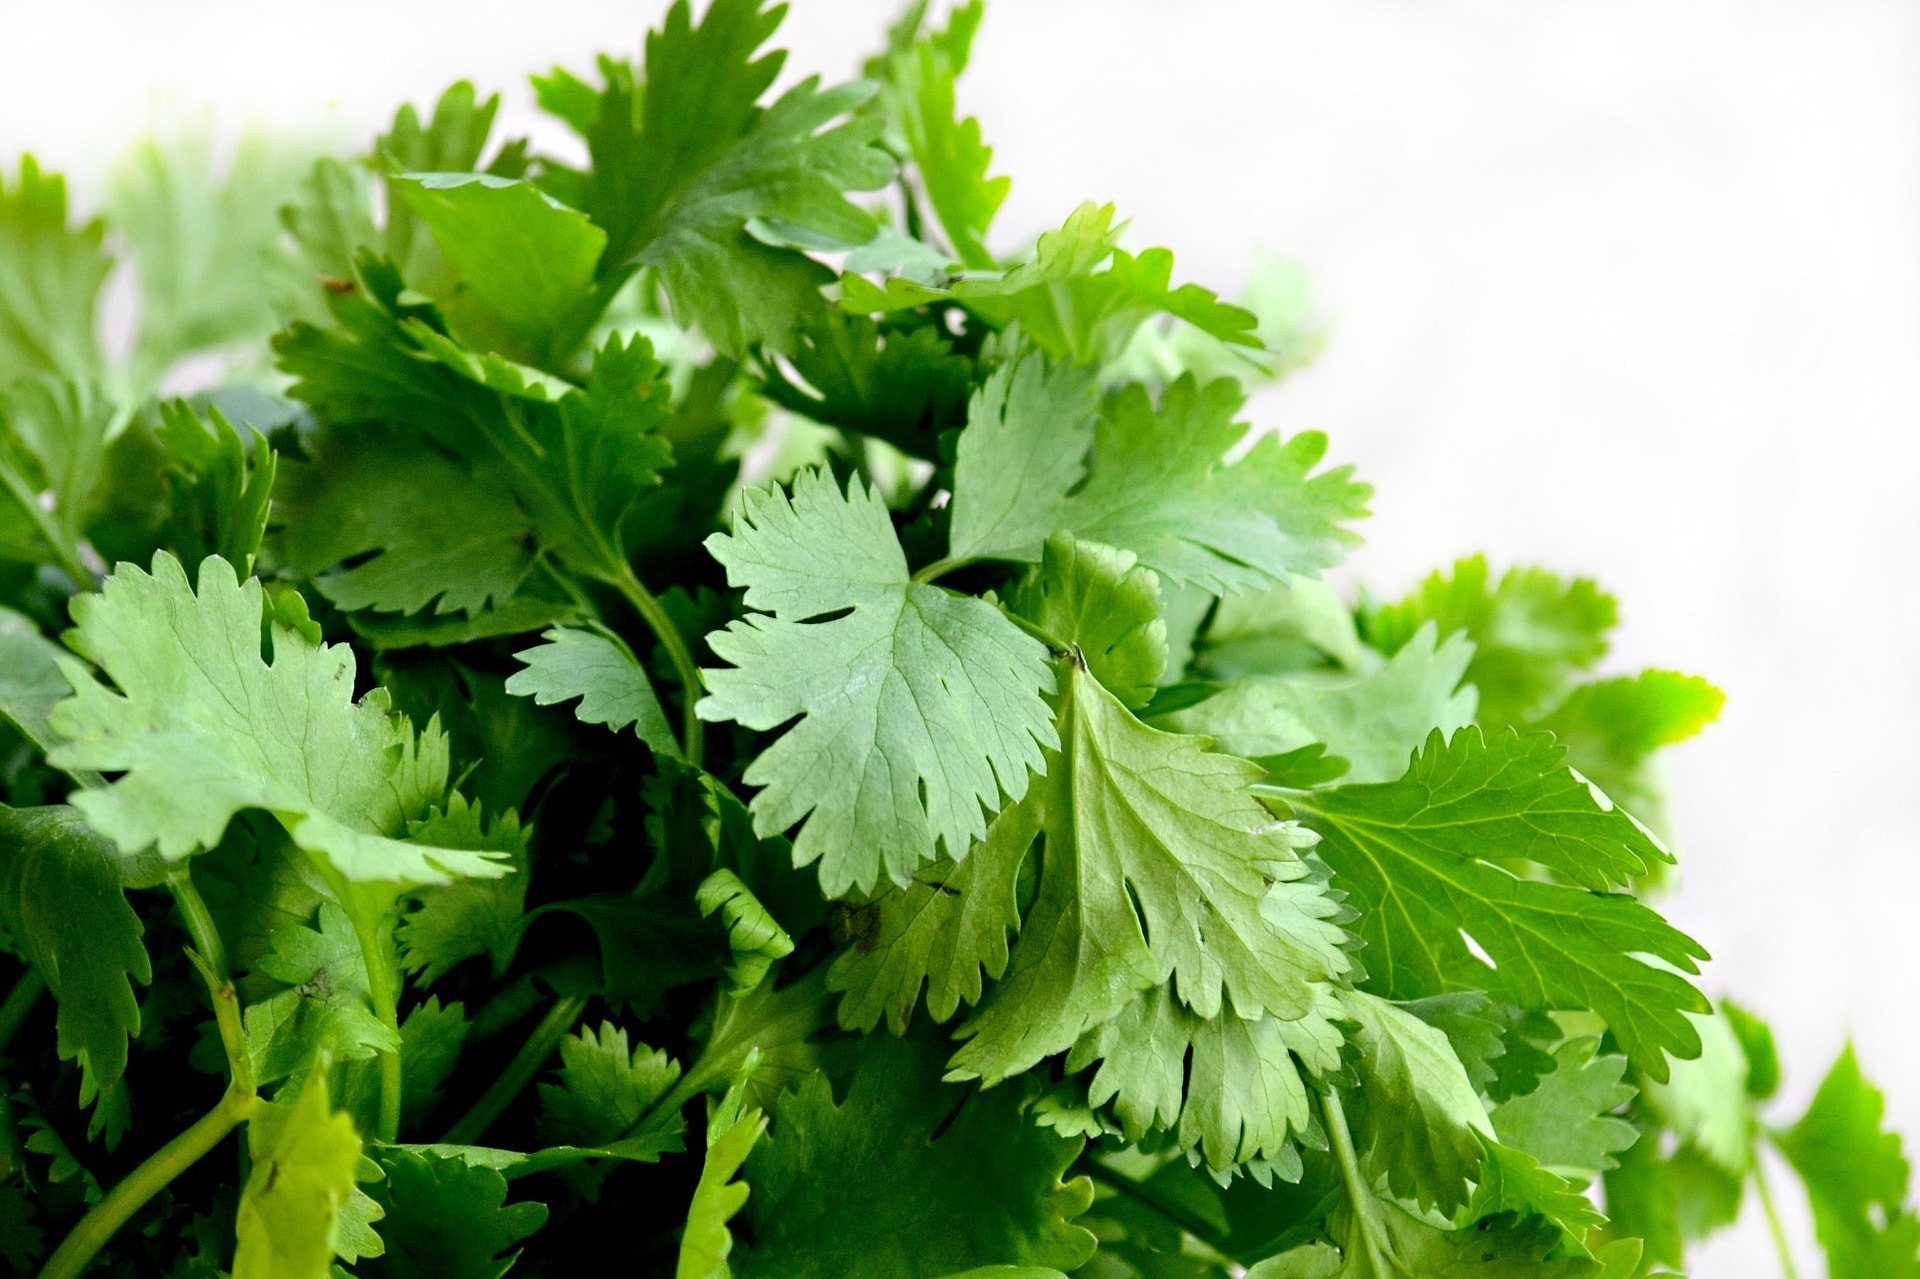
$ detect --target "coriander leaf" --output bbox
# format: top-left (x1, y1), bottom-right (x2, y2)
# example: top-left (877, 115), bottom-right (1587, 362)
top-left (397, 996), bottom-right (468, 1125)
top-left (1533, 671), bottom-right (1724, 817)
top-left (234, 1073), bottom-right (365, 1279)
top-left (274, 428), bottom-right (535, 618)
top-left (677, 1063), bottom-right (766, 1279)
top-left (1011, 533), bottom-right (1168, 707)
top-left (246, 903), bottom-right (400, 1086)
top-left (1070, 982), bottom-right (1346, 1174)
top-left (697, 869), bottom-right (795, 995)
top-left (1642, 1008), bottom-right (1752, 1175)
top-left (1168, 621), bottom-right (1476, 784)
top-left (757, 309), bottom-right (972, 458)
top-left (897, 36), bottom-right (1006, 269)
top-left (829, 789), bottom-right (1038, 1035)
top-left (0, 156), bottom-right (109, 384)
top-left (558, 0), bottom-right (895, 353)
top-left (0, 374), bottom-right (112, 573)
top-left (391, 173), bottom-right (608, 367)
top-left (0, 604), bottom-right (77, 753)
top-left (1361, 556), bottom-right (1616, 728)
top-left (152, 400), bottom-right (278, 574)
top-left (536, 1021), bottom-right (683, 1149)
top-left (46, 553), bottom-right (507, 887)
top-left (1601, 1133), bottom-right (1743, 1269)
top-left (948, 350), bottom-right (1368, 593)
top-left (1490, 1036), bottom-right (1638, 1178)
top-left (1200, 573), bottom-right (1372, 680)
top-left (504, 625), bottom-right (677, 757)
top-left (1340, 989), bottom-right (1492, 1216)
top-left (1776, 1044), bottom-right (1920, 1278)
top-left (360, 1147), bottom-right (548, 1279)
top-left (1468, 1134), bottom-right (1606, 1255)
top-left (0, 804), bottom-right (151, 1090)
top-left (1289, 727), bottom-right (1709, 1077)
top-left (0, 1183), bottom-right (40, 1271)
top-left (949, 658), bottom-right (1351, 1083)
top-left (396, 798), bottom-right (532, 984)
top-left (699, 467), bottom-right (1056, 895)
top-left (737, 1034), bottom-right (1096, 1278)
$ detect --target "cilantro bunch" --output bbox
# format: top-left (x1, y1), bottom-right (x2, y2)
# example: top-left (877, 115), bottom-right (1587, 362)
top-left (0, 3), bottom-right (1912, 1277)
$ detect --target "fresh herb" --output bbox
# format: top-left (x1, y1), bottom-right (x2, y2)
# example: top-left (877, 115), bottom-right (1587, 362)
top-left (0, 3), bottom-right (1908, 1276)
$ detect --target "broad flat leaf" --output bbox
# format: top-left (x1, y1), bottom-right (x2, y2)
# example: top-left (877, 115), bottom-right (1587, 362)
top-left (1069, 982), bottom-right (1346, 1174)
top-left (0, 156), bottom-right (109, 384)
top-left (1256, 1202), bottom-right (1611, 1277)
top-left (504, 625), bottom-right (677, 757)
top-left (1533, 671), bottom-right (1724, 816)
top-left (1361, 556), bottom-right (1616, 728)
top-left (392, 173), bottom-right (607, 366)
top-left (677, 1065), bottom-right (766, 1279)
top-left (1642, 1008), bottom-right (1752, 1174)
top-left (555, 0), bottom-right (895, 353)
top-left (1775, 1045), bottom-right (1920, 1278)
top-left (245, 903), bottom-right (401, 1086)
top-left (1340, 989), bottom-right (1492, 1216)
top-left (0, 605), bottom-right (74, 751)
top-left (737, 1034), bottom-right (1096, 1278)
top-left (235, 1074), bottom-right (365, 1279)
top-left (949, 658), bottom-right (1351, 1083)
top-left (1117, 249), bottom-right (1327, 390)
top-left (1009, 533), bottom-right (1168, 710)
top-left (152, 399), bottom-right (279, 574)
top-left (699, 467), bottom-right (1056, 896)
top-left (397, 798), bottom-right (532, 983)
top-left (1289, 728), bottom-right (1708, 1077)
top-left (1169, 621), bottom-right (1476, 783)
top-left (45, 553), bottom-right (508, 887)
top-left (1199, 573), bottom-right (1371, 679)
top-left (397, 996), bottom-right (469, 1124)
top-left (948, 346), bottom-right (1368, 593)
top-left (1490, 1037), bottom-right (1638, 1178)
top-left (0, 804), bottom-right (151, 1089)
top-left (536, 1021), bottom-right (683, 1149)
top-left (697, 869), bottom-right (795, 995)
top-left (274, 428), bottom-right (535, 617)
top-left (757, 309), bottom-right (971, 458)
top-left (360, 1147), bottom-right (548, 1279)
top-left (1601, 1133), bottom-right (1744, 1269)
top-left (829, 788), bottom-right (1037, 1035)
top-left (1468, 1134), bottom-right (1606, 1256)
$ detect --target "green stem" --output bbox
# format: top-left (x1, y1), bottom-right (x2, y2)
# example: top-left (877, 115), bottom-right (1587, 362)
top-left (1322, 1087), bottom-right (1393, 1278)
top-left (910, 556), bottom-right (967, 585)
top-left (1082, 1159), bottom-right (1232, 1254)
top-left (166, 867), bottom-right (229, 984)
top-left (36, 1082), bottom-right (258, 1279)
top-left (0, 968), bottom-right (46, 1057)
top-left (1754, 1151), bottom-right (1800, 1279)
top-left (611, 562), bottom-right (704, 767)
top-left (310, 862), bottom-right (404, 1142)
top-left (442, 993), bottom-right (587, 1145)
top-left (0, 459), bottom-right (97, 589)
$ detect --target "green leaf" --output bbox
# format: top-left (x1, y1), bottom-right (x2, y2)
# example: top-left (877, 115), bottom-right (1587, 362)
top-left (828, 789), bottom-right (1037, 1035)
top-left (0, 604), bottom-right (77, 753)
top-left (897, 30), bottom-right (1006, 268)
top-left (1775, 1044), bottom-right (1920, 1278)
top-left (1490, 1037), bottom-right (1638, 1178)
top-left (152, 400), bottom-right (278, 574)
top-left (699, 467), bottom-right (1056, 895)
top-left (949, 658), bottom-right (1351, 1084)
top-left (273, 427), bottom-right (535, 618)
top-left (0, 804), bottom-right (151, 1090)
top-left (536, 1020), bottom-right (684, 1150)
top-left (234, 1073), bottom-right (366, 1279)
top-left (697, 869), bottom-right (795, 995)
top-left (246, 903), bottom-right (400, 1086)
top-left (1010, 533), bottom-right (1168, 710)
top-left (504, 625), bottom-right (678, 757)
top-left (677, 1060), bottom-right (767, 1279)
top-left (1361, 556), bottom-right (1616, 728)
top-left (45, 553), bottom-right (508, 886)
top-left (757, 309), bottom-right (972, 458)
top-left (359, 1147), bottom-right (548, 1279)
top-left (1468, 1134), bottom-right (1606, 1256)
top-left (0, 156), bottom-right (109, 384)
top-left (0, 373), bottom-right (113, 571)
top-left (1642, 1008), bottom-right (1753, 1174)
top-left (1532, 671), bottom-right (1724, 816)
top-left (1199, 573), bottom-right (1372, 680)
top-left (1340, 989), bottom-right (1492, 1216)
top-left (1289, 727), bottom-right (1708, 1077)
top-left (556, 0), bottom-right (895, 353)
top-left (736, 1034), bottom-right (1096, 1278)
top-left (948, 346), bottom-right (1369, 592)
top-left (1168, 621), bottom-right (1476, 784)
top-left (1070, 982), bottom-right (1346, 1174)
top-left (396, 798), bottom-right (532, 984)
top-left (392, 173), bottom-right (608, 366)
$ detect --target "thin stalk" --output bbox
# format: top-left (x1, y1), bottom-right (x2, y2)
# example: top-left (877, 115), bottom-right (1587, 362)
top-left (0, 460), bottom-right (96, 589)
top-left (167, 867), bottom-right (229, 983)
top-left (910, 556), bottom-right (966, 585)
top-left (1082, 1159), bottom-right (1233, 1254)
top-left (36, 1082), bottom-right (257, 1279)
top-left (0, 968), bottom-right (46, 1056)
top-left (612, 562), bottom-right (704, 766)
top-left (311, 862), bottom-right (404, 1142)
top-left (1322, 1087), bottom-right (1393, 1278)
top-left (1754, 1152), bottom-right (1800, 1279)
top-left (442, 993), bottom-right (587, 1145)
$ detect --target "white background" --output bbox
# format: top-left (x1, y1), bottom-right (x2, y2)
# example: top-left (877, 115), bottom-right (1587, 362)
top-left (4, 1), bottom-right (1917, 1273)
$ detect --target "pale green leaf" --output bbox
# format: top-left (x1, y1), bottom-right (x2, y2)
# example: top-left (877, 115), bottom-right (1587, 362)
top-left (504, 625), bottom-right (677, 757)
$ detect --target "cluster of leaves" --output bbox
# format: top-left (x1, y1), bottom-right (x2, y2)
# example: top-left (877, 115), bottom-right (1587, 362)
top-left (0, 2), bottom-right (1910, 1277)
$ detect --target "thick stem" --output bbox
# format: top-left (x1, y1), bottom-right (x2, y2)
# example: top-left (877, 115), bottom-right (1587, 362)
top-left (37, 1083), bottom-right (257, 1279)
top-left (612, 563), bottom-right (704, 766)
top-left (1754, 1151), bottom-right (1800, 1279)
top-left (0, 968), bottom-right (46, 1056)
top-left (1322, 1087), bottom-right (1393, 1278)
top-left (442, 993), bottom-right (587, 1145)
